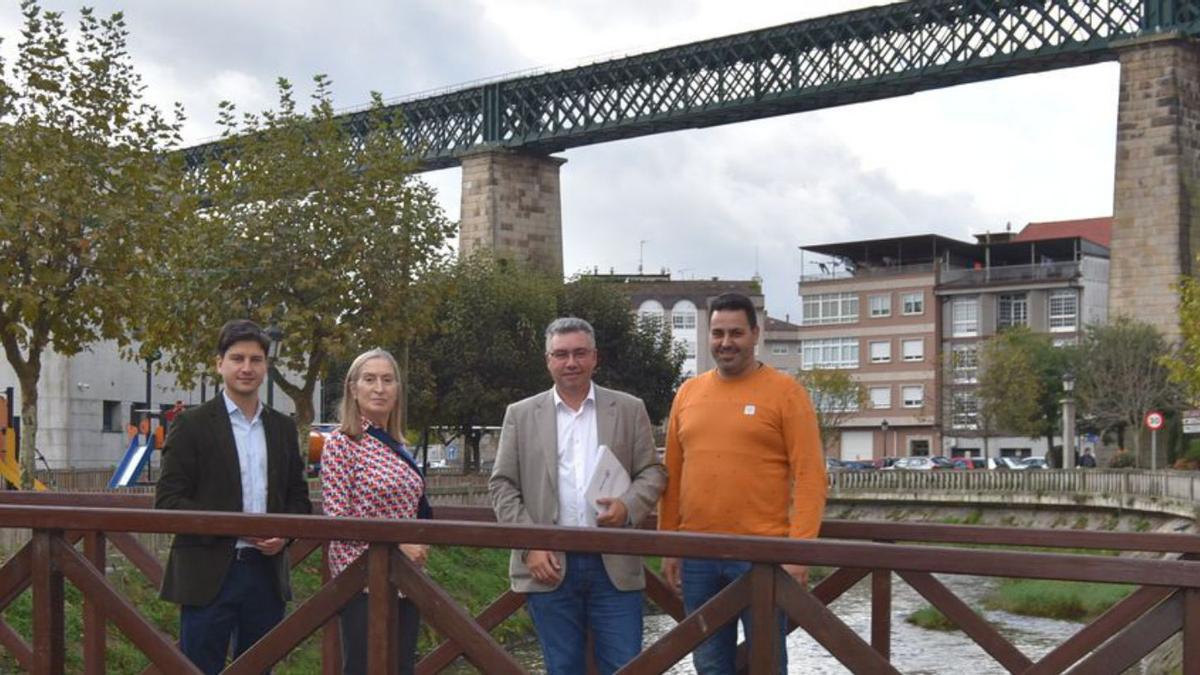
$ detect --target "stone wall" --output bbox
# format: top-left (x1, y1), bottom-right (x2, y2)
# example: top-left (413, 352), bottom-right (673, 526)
top-left (1111, 35), bottom-right (1200, 341)
top-left (459, 149), bottom-right (566, 277)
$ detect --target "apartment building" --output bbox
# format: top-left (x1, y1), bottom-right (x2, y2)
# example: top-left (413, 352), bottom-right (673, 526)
top-left (797, 235), bottom-right (976, 461)
top-left (938, 221), bottom-right (1110, 459)
top-left (762, 316), bottom-right (804, 372)
top-left (800, 218), bottom-right (1111, 463)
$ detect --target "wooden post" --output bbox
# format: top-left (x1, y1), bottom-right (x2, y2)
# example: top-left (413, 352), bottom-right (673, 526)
top-left (1186, 588), bottom-right (1200, 674)
top-left (32, 529), bottom-right (65, 675)
top-left (83, 531), bottom-right (107, 675)
top-left (321, 543), bottom-right (341, 675)
top-left (748, 564), bottom-right (779, 674)
top-left (871, 569), bottom-right (892, 660)
top-left (367, 544), bottom-right (397, 674)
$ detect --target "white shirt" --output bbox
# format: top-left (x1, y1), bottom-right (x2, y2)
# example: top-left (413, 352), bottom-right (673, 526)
top-left (223, 392), bottom-right (268, 548)
top-left (553, 383), bottom-right (600, 528)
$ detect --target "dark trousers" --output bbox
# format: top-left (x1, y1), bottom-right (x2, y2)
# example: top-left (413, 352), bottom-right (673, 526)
top-left (179, 554), bottom-right (285, 675)
top-left (339, 592), bottom-right (420, 675)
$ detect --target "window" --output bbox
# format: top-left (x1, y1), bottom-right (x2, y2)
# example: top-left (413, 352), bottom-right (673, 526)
top-left (800, 338), bottom-right (859, 370)
top-left (800, 292), bottom-right (859, 325)
top-left (102, 401), bottom-right (123, 433)
top-left (951, 344), bottom-right (979, 384)
top-left (770, 343), bottom-right (789, 355)
top-left (869, 341), bottom-right (891, 363)
top-left (677, 339), bottom-right (697, 358)
top-left (901, 338), bottom-right (924, 362)
top-left (901, 385), bottom-right (923, 408)
top-left (869, 294), bottom-right (891, 318)
top-left (1048, 290), bottom-right (1078, 332)
top-left (869, 387), bottom-right (891, 409)
top-left (902, 292), bottom-right (924, 315)
top-left (671, 300), bottom-right (697, 330)
top-left (997, 293), bottom-right (1028, 330)
top-left (952, 297), bottom-right (979, 337)
top-left (812, 388), bottom-right (860, 413)
top-left (638, 299), bottom-right (665, 324)
top-left (951, 391), bottom-right (979, 429)
top-left (129, 402), bottom-right (148, 427)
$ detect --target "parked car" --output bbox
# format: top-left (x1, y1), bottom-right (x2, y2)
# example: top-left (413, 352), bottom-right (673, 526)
top-left (825, 457), bottom-right (846, 472)
top-left (990, 457), bottom-right (1026, 470)
top-left (873, 457), bottom-right (898, 470)
top-left (930, 456), bottom-right (956, 470)
top-left (1021, 457), bottom-right (1049, 470)
top-left (305, 422), bottom-right (339, 477)
top-left (841, 460), bottom-right (878, 471)
top-left (890, 456), bottom-right (941, 471)
top-left (951, 458), bottom-right (987, 470)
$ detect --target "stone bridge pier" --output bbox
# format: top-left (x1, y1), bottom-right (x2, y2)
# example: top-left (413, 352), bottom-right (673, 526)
top-left (1112, 35), bottom-right (1200, 341)
top-left (458, 148), bottom-right (566, 278)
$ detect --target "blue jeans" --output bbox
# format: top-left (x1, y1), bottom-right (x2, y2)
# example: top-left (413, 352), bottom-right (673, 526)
top-left (525, 552), bottom-right (643, 675)
top-left (179, 554), bottom-right (285, 675)
top-left (681, 558), bottom-right (787, 675)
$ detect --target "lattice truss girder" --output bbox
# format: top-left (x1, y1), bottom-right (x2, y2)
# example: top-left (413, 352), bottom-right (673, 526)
top-left (184, 1), bottom-right (1200, 170)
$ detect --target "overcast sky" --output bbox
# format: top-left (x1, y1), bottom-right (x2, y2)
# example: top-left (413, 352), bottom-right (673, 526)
top-left (0, 1), bottom-right (1120, 321)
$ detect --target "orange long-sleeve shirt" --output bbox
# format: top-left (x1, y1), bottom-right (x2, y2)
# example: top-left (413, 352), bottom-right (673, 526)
top-left (658, 364), bottom-right (826, 539)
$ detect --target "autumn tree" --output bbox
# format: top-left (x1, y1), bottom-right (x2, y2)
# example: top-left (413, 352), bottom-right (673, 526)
top-left (1079, 318), bottom-right (1182, 466)
top-left (1168, 274), bottom-right (1200, 403)
top-left (144, 76), bottom-right (454, 445)
top-left (796, 369), bottom-right (865, 453)
top-left (0, 2), bottom-right (184, 486)
top-left (976, 328), bottom-right (1075, 465)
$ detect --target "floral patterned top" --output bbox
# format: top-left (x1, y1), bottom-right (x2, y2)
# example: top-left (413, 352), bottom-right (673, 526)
top-left (320, 419), bottom-right (425, 578)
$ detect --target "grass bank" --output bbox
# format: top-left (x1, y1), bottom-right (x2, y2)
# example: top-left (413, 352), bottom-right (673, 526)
top-left (0, 544), bottom-right (528, 673)
top-left (982, 579), bottom-right (1134, 621)
top-left (906, 577), bottom-right (1135, 631)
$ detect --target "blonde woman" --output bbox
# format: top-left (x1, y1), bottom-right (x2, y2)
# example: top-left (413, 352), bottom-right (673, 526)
top-left (321, 349), bottom-right (431, 674)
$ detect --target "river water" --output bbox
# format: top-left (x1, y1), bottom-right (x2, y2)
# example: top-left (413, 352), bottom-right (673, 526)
top-left (507, 574), bottom-right (1092, 673)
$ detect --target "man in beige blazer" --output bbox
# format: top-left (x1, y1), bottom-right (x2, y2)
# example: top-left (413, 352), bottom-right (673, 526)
top-left (490, 317), bottom-right (666, 675)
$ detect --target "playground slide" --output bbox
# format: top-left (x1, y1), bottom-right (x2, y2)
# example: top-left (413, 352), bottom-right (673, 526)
top-left (0, 427), bottom-right (46, 490)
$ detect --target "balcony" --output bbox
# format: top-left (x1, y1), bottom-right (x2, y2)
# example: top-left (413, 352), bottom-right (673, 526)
top-left (798, 262), bottom-right (937, 284)
top-left (938, 261), bottom-right (1081, 289)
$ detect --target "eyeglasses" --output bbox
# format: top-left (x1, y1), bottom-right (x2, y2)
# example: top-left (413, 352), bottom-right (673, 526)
top-left (548, 349), bottom-right (594, 362)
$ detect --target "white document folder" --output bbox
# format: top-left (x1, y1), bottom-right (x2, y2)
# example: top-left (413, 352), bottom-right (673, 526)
top-left (584, 445), bottom-right (631, 525)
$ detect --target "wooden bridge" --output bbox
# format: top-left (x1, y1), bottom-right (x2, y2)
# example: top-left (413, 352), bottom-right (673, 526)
top-left (0, 490), bottom-right (1197, 673)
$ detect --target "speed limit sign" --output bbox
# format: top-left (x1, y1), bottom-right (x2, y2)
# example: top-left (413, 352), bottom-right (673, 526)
top-left (1145, 411), bottom-right (1165, 431)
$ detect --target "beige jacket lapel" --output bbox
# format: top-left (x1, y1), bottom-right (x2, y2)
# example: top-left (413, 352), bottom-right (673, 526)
top-left (534, 390), bottom-right (559, 497)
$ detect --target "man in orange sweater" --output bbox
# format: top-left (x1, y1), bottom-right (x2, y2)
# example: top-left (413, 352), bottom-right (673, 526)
top-left (659, 292), bottom-right (827, 674)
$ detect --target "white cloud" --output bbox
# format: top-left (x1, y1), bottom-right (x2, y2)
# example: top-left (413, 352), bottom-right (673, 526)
top-left (0, 0), bottom-right (1119, 321)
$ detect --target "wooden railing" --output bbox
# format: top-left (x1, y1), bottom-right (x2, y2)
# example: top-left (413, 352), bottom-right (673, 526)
top-left (1, 492), bottom-right (1199, 673)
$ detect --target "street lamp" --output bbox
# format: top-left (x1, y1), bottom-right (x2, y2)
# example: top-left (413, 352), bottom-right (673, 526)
top-left (881, 419), bottom-right (890, 458)
top-left (266, 323), bottom-right (284, 409)
top-left (1061, 372), bottom-right (1077, 468)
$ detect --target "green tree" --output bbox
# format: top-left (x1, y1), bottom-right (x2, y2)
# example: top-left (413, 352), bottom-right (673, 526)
top-left (1079, 318), bottom-right (1182, 466)
top-left (407, 256), bottom-right (558, 470)
top-left (558, 278), bottom-right (684, 424)
top-left (144, 76), bottom-right (454, 446)
top-left (0, 2), bottom-right (184, 486)
top-left (1168, 274), bottom-right (1200, 403)
top-left (407, 260), bottom-right (687, 469)
top-left (977, 328), bottom-right (1075, 465)
top-left (797, 369), bottom-right (865, 453)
